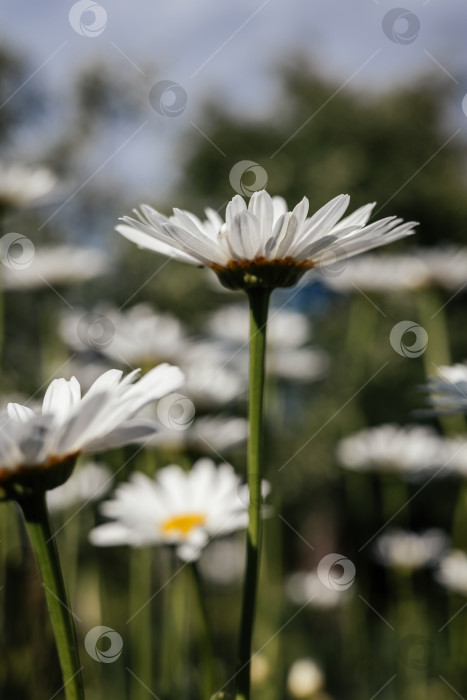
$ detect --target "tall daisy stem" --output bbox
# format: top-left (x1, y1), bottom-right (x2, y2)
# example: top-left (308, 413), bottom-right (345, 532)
top-left (18, 491), bottom-right (85, 700)
top-left (235, 287), bottom-right (271, 700)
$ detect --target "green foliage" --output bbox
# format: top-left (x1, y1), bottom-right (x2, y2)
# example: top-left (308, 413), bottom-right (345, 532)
top-left (179, 59), bottom-right (467, 246)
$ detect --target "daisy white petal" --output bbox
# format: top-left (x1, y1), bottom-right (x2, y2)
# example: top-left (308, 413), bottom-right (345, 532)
top-left (42, 377), bottom-right (81, 424)
top-left (297, 194), bottom-right (350, 245)
top-left (8, 403), bottom-right (35, 423)
top-left (248, 190), bottom-right (274, 250)
top-left (83, 419), bottom-right (158, 452)
top-left (331, 201), bottom-right (376, 231)
top-left (116, 223), bottom-right (199, 264)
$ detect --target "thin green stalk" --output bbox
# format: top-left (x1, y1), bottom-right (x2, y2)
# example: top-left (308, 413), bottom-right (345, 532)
top-left (129, 546), bottom-right (153, 700)
top-left (18, 491), bottom-right (85, 700)
top-left (235, 287), bottom-right (271, 700)
top-left (190, 562), bottom-right (217, 698)
top-left (129, 451), bottom-right (155, 700)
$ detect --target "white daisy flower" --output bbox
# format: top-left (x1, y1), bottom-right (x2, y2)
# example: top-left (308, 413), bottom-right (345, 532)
top-left (205, 303), bottom-right (329, 383)
top-left (206, 304), bottom-right (312, 348)
top-left (2, 246), bottom-right (108, 291)
top-left (0, 162), bottom-right (57, 209)
top-left (267, 347), bottom-right (329, 383)
top-left (46, 461), bottom-right (113, 514)
top-left (197, 536), bottom-right (245, 585)
top-left (181, 341), bottom-right (247, 407)
top-left (0, 364), bottom-right (184, 496)
top-left (286, 571), bottom-right (351, 610)
top-left (415, 246), bottom-right (467, 291)
top-left (62, 310), bottom-right (245, 409)
top-left (89, 458), bottom-right (254, 561)
top-left (148, 414), bottom-right (248, 454)
top-left (374, 529), bottom-right (448, 571)
top-left (424, 363), bottom-right (467, 414)
top-left (286, 659), bottom-right (325, 699)
top-left (436, 550), bottom-right (467, 595)
top-left (336, 424), bottom-right (450, 477)
top-left (442, 438), bottom-right (467, 476)
top-left (116, 190), bottom-right (417, 290)
top-left (60, 303), bottom-right (188, 365)
top-left (320, 253), bottom-right (429, 293)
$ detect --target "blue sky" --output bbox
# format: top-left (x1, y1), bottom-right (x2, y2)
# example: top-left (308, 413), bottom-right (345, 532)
top-left (1, 0), bottom-right (466, 198)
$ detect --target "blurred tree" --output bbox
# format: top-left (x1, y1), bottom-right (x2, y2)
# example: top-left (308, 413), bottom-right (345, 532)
top-left (177, 57), bottom-right (467, 247)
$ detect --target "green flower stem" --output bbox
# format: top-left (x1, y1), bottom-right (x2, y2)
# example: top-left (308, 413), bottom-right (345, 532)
top-left (129, 546), bottom-right (153, 700)
top-left (128, 450), bottom-right (155, 700)
top-left (18, 491), bottom-right (85, 700)
top-left (235, 287), bottom-right (271, 700)
top-left (190, 562), bottom-right (217, 698)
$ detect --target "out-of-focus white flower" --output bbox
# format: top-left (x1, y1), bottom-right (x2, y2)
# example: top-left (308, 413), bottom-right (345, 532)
top-left (205, 303), bottom-right (328, 383)
top-left (0, 162), bottom-right (56, 208)
top-left (60, 303), bottom-right (188, 365)
top-left (436, 550), bottom-right (467, 595)
top-left (182, 341), bottom-right (247, 407)
top-left (148, 414), bottom-right (248, 454)
top-left (443, 438), bottom-right (467, 476)
top-left (2, 246), bottom-right (108, 290)
top-left (47, 461), bottom-right (113, 514)
top-left (374, 529), bottom-right (448, 571)
top-left (320, 253), bottom-right (429, 293)
top-left (319, 247), bottom-right (467, 295)
top-left (89, 459), bottom-right (253, 561)
top-left (286, 571), bottom-right (351, 610)
top-left (206, 304), bottom-right (312, 348)
top-left (423, 363), bottom-right (467, 415)
top-left (268, 347), bottom-right (329, 382)
top-left (117, 190), bottom-right (416, 291)
top-left (251, 654), bottom-right (271, 686)
top-left (197, 535), bottom-right (245, 585)
top-left (287, 659), bottom-right (325, 698)
top-left (415, 247), bottom-right (467, 291)
top-left (336, 424), bottom-right (450, 477)
top-left (61, 308), bottom-right (245, 409)
top-left (0, 364), bottom-right (184, 495)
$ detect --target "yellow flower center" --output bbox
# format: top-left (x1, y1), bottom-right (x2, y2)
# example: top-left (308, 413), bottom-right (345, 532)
top-left (161, 513), bottom-right (206, 538)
